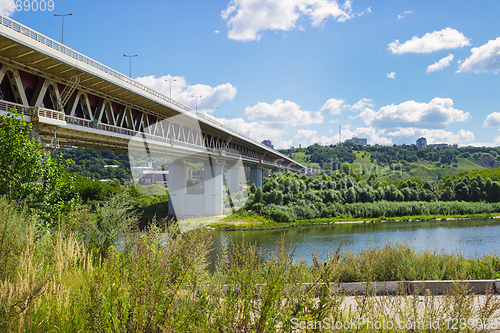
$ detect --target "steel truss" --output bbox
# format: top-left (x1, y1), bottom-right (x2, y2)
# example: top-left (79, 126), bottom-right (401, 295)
top-left (0, 62), bottom-right (299, 171)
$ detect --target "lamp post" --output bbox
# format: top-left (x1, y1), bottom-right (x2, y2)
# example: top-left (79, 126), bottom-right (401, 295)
top-left (123, 54), bottom-right (138, 77)
top-left (191, 95), bottom-right (202, 111)
top-left (211, 106), bottom-right (219, 118)
top-left (53, 13), bottom-right (73, 44)
top-left (165, 79), bottom-right (177, 99)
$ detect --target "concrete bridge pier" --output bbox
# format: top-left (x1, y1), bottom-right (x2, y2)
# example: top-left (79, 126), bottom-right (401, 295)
top-left (204, 159), bottom-right (223, 216)
top-left (227, 165), bottom-right (244, 195)
top-left (168, 159), bottom-right (224, 217)
top-left (168, 162), bottom-right (188, 217)
top-left (250, 166), bottom-right (263, 188)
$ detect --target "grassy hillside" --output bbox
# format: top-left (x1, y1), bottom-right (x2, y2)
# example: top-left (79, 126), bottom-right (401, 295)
top-left (289, 150), bottom-right (309, 164)
top-left (291, 148), bottom-right (485, 181)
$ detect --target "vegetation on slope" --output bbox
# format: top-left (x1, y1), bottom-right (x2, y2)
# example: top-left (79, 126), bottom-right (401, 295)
top-left (280, 142), bottom-right (497, 180)
top-left (237, 169), bottom-right (500, 222)
top-left (2, 198), bottom-right (500, 331)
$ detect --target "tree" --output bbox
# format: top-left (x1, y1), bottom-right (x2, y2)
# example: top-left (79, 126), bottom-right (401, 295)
top-left (454, 182), bottom-right (470, 201)
top-left (0, 110), bottom-right (78, 225)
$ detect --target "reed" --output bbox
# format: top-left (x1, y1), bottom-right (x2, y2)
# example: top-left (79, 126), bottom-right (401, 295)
top-left (1, 197), bottom-right (500, 332)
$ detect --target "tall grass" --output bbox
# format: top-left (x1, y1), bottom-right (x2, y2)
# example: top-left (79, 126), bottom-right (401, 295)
top-left (1, 197), bottom-right (500, 332)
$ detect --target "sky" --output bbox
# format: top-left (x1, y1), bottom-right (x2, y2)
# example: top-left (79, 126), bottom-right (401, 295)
top-left (5, 0), bottom-right (500, 149)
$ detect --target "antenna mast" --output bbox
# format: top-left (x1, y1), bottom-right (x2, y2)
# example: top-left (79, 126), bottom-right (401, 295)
top-left (339, 125), bottom-right (341, 145)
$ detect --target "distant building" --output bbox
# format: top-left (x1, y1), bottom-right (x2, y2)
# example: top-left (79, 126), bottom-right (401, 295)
top-left (416, 137), bottom-right (427, 149)
top-left (262, 140), bottom-right (274, 149)
top-left (346, 137), bottom-right (367, 146)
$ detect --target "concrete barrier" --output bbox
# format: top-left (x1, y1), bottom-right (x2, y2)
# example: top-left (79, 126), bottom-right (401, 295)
top-left (195, 280), bottom-right (500, 296)
top-left (405, 280), bottom-right (498, 295)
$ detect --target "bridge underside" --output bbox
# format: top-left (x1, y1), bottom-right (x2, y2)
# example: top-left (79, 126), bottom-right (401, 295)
top-left (0, 15), bottom-right (304, 218)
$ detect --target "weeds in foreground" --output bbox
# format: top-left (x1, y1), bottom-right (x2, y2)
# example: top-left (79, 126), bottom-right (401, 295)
top-left (0, 197), bottom-right (500, 332)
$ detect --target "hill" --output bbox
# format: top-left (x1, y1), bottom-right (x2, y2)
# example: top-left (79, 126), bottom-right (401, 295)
top-left (279, 143), bottom-right (496, 180)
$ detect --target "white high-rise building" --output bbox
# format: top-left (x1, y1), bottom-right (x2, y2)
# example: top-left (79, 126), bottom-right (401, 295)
top-left (416, 137), bottom-right (427, 149)
top-left (347, 137), bottom-right (368, 146)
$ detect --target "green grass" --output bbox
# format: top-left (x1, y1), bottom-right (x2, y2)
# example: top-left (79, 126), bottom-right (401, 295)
top-left (290, 151), bottom-right (309, 164)
top-left (209, 210), bottom-right (500, 231)
top-left (353, 151), bottom-right (372, 166)
top-left (3, 197), bottom-right (500, 332)
top-left (377, 157), bottom-right (484, 181)
top-left (286, 148), bottom-right (486, 181)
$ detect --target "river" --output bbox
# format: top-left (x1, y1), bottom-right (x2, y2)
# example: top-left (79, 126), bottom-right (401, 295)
top-left (210, 219), bottom-right (500, 268)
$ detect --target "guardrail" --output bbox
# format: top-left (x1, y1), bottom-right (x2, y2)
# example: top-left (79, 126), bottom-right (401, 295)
top-left (36, 107), bottom-right (65, 121)
top-left (0, 100), bottom-right (281, 166)
top-left (0, 15), bottom-right (301, 167)
top-left (65, 115), bottom-right (213, 152)
top-left (0, 101), bottom-right (66, 122)
top-left (0, 100), bottom-right (32, 116)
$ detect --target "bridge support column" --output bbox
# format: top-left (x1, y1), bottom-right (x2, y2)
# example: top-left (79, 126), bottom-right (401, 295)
top-left (227, 166), bottom-right (243, 195)
top-left (250, 166), bottom-right (263, 188)
top-left (168, 162), bottom-right (187, 216)
top-left (204, 161), bottom-right (223, 216)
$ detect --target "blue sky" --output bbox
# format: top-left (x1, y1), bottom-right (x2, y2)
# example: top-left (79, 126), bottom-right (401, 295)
top-left (7, 0), bottom-right (500, 148)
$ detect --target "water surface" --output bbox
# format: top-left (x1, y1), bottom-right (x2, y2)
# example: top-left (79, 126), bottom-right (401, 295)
top-left (210, 219), bottom-right (500, 267)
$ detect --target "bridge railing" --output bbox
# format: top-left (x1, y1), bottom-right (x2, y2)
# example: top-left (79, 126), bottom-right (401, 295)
top-left (36, 107), bottom-right (65, 121)
top-left (64, 115), bottom-right (215, 153)
top-left (0, 99), bottom-right (284, 167)
top-left (0, 100), bottom-right (31, 116)
top-left (0, 15), bottom-right (297, 163)
top-left (0, 101), bottom-right (67, 122)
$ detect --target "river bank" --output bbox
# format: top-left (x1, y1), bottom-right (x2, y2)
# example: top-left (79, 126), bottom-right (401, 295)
top-left (207, 211), bottom-right (500, 231)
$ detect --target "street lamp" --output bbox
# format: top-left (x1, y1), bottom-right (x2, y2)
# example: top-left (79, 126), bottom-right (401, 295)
top-left (165, 79), bottom-right (176, 99)
top-left (191, 95), bottom-right (202, 111)
top-left (53, 13), bottom-right (73, 44)
top-left (211, 106), bottom-right (219, 118)
top-left (123, 54), bottom-right (138, 77)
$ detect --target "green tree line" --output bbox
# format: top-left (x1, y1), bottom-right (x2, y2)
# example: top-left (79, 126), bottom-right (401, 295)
top-left (242, 168), bottom-right (500, 222)
top-left (281, 142), bottom-right (500, 170)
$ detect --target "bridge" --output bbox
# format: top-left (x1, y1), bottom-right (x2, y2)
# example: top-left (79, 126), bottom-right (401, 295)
top-left (0, 15), bottom-right (304, 218)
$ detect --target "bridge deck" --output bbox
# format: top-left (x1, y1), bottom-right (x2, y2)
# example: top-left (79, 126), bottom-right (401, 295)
top-left (0, 15), bottom-right (304, 172)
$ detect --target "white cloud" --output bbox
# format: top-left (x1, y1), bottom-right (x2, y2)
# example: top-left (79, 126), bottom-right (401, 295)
top-left (425, 129), bottom-right (475, 144)
top-left (217, 116), bottom-right (292, 147)
top-left (466, 136), bottom-right (500, 148)
top-left (387, 72), bottom-right (396, 79)
top-left (292, 129), bottom-right (338, 147)
top-left (214, 30), bottom-right (220, 34)
top-left (356, 6), bottom-right (371, 17)
top-left (483, 112), bottom-right (500, 127)
top-left (349, 97), bottom-right (374, 111)
top-left (341, 127), bottom-right (393, 145)
top-left (320, 98), bottom-right (345, 115)
top-left (244, 99), bottom-right (323, 128)
top-left (134, 75), bottom-right (237, 113)
top-left (0, 0), bottom-right (15, 17)
top-left (397, 10), bottom-right (414, 20)
top-left (386, 128), bottom-right (474, 144)
top-left (320, 97), bottom-right (373, 115)
top-left (221, 0), bottom-right (354, 42)
top-left (360, 97), bottom-right (469, 129)
top-left (457, 37), bottom-right (500, 73)
top-left (426, 54), bottom-right (454, 74)
top-left (388, 27), bottom-right (470, 54)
